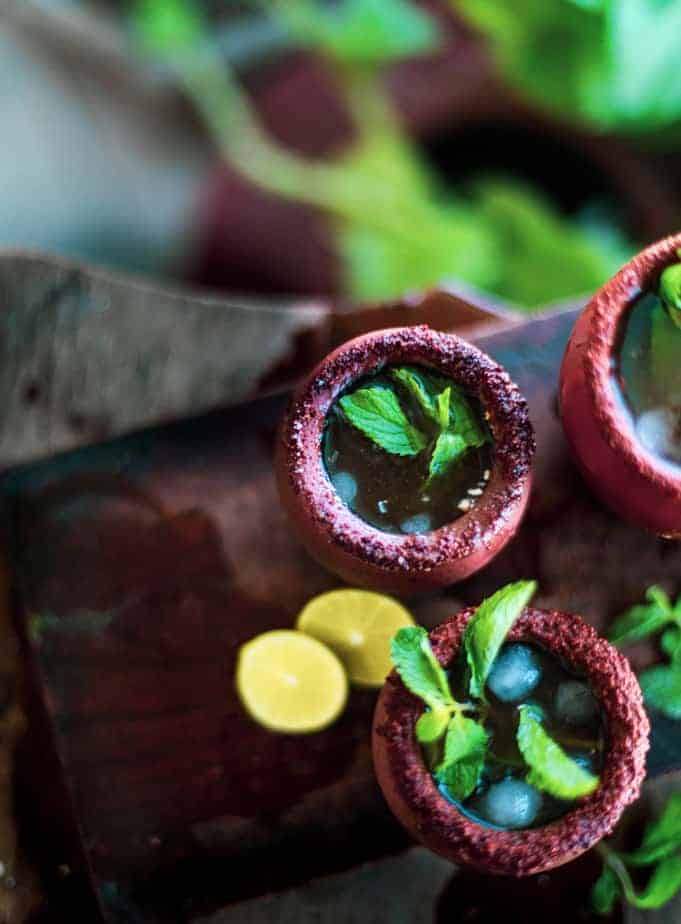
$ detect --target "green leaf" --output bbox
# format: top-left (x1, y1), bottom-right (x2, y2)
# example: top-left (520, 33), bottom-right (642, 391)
top-left (448, 387), bottom-right (489, 449)
top-left (463, 580), bottom-right (538, 700)
top-left (516, 705), bottom-right (600, 800)
top-left (454, 0), bottom-right (681, 137)
top-left (591, 865), bottom-right (620, 916)
top-left (631, 854), bottom-right (681, 910)
top-left (622, 792), bottom-right (681, 867)
top-left (436, 387), bottom-right (451, 430)
top-left (390, 626), bottom-right (454, 711)
top-left (415, 704), bottom-right (451, 744)
top-left (339, 386), bottom-right (427, 456)
top-left (435, 713), bottom-right (488, 801)
top-left (390, 367), bottom-right (444, 422)
top-left (131, 0), bottom-right (205, 54)
top-left (608, 586), bottom-right (675, 646)
top-left (660, 260), bottom-right (681, 330)
top-left (428, 430), bottom-right (469, 480)
top-left (640, 664), bottom-right (681, 719)
top-left (661, 626), bottom-right (681, 661)
top-left (277, 0), bottom-right (440, 66)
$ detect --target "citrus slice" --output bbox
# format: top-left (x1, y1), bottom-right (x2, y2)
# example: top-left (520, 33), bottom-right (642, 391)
top-left (236, 630), bottom-right (348, 733)
top-left (296, 589), bottom-right (415, 687)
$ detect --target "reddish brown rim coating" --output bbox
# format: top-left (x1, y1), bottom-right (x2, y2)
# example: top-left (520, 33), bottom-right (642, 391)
top-left (587, 232), bottom-right (681, 485)
top-left (276, 326), bottom-right (535, 593)
top-left (571, 234), bottom-right (681, 490)
top-left (373, 607), bottom-right (649, 877)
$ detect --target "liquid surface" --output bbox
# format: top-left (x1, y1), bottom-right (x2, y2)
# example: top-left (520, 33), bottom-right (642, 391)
top-left (438, 643), bottom-right (605, 830)
top-left (322, 366), bottom-right (494, 535)
top-left (614, 292), bottom-right (681, 467)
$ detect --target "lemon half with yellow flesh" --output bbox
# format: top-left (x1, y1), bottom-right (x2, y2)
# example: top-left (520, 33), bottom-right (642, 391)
top-left (296, 589), bottom-right (415, 688)
top-left (236, 630), bottom-right (348, 734)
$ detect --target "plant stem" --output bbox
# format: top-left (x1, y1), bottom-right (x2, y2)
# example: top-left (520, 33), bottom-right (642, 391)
top-left (596, 842), bottom-right (639, 906)
top-left (173, 47), bottom-right (441, 253)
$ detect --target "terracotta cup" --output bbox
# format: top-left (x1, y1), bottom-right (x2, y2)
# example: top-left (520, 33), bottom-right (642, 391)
top-left (372, 606), bottom-right (649, 876)
top-left (560, 232), bottom-right (681, 537)
top-left (276, 325), bottom-right (535, 594)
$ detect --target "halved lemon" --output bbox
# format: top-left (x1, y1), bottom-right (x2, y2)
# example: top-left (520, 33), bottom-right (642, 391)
top-left (236, 630), bottom-right (348, 734)
top-left (296, 589), bottom-right (415, 688)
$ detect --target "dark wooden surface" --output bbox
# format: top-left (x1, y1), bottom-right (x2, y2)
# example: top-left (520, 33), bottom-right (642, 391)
top-left (6, 306), bottom-right (681, 922)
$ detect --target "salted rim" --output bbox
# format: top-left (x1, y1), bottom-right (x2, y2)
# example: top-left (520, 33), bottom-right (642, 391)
top-left (375, 607), bottom-right (649, 876)
top-left (583, 231), bottom-right (681, 494)
top-left (279, 326), bottom-right (535, 575)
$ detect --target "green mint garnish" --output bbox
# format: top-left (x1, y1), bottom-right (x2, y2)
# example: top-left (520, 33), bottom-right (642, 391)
top-left (608, 586), bottom-right (677, 645)
top-left (516, 705), bottom-right (600, 800)
top-left (339, 366), bottom-right (490, 482)
top-left (428, 430), bottom-right (469, 480)
top-left (339, 386), bottom-right (427, 456)
top-left (391, 583), bottom-right (604, 815)
top-left (390, 625), bottom-right (486, 795)
top-left (463, 580), bottom-right (537, 701)
top-left (592, 793), bottom-right (681, 915)
top-left (390, 626), bottom-right (454, 712)
top-left (609, 586), bottom-right (681, 719)
top-left (435, 713), bottom-right (489, 802)
top-left (640, 666), bottom-right (681, 720)
top-left (621, 792), bottom-right (681, 868)
top-left (660, 252), bottom-right (681, 330)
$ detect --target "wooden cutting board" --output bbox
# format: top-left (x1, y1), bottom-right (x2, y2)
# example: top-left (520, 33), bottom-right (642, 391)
top-left (5, 306), bottom-right (681, 922)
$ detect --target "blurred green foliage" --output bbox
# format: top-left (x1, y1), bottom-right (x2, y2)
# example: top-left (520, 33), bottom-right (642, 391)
top-left (455, 0), bottom-right (681, 140)
top-left (275, 0), bottom-right (440, 65)
top-left (130, 0), bottom-right (635, 308)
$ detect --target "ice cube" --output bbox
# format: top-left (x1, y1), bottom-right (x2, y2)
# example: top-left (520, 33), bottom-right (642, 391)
top-left (487, 644), bottom-right (541, 703)
top-left (478, 779), bottom-right (543, 830)
top-left (331, 471), bottom-right (357, 505)
top-left (400, 513), bottom-right (431, 535)
top-left (554, 681), bottom-right (599, 728)
top-left (636, 408), bottom-right (681, 464)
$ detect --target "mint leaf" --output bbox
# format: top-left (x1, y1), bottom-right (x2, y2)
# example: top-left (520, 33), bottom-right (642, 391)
top-left (631, 854), bottom-right (681, 910)
top-left (608, 586), bottom-right (675, 645)
top-left (448, 387), bottom-right (489, 449)
top-left (428, 430), bottom-right (468, 481)
top-left (463, 580), bottom-right (537, 700)
top-left (623, 792), bottom-right (681, 867)
top-left (661, 626), bottom-right (681, 661)
top-left (436, 387), bottom-right (451, 430)
top-left (660, 259), bottom-right (681, 330)
top-left (516, 705), bottom-right (600, 800)
top-left (390, 626), bottom-right (454, 711)
top-left (415, 704), bottom-right (451, 744)
top-left (391, 367), bottom-right (444, 422)
top-left (640, 664), bottom-right (681, 719)
top-left (435, 713), bottom-right (488, 801)
top-left (591, 865), bottom-right (620, 916)
top-left (339, 386), bottom-right (427, 456)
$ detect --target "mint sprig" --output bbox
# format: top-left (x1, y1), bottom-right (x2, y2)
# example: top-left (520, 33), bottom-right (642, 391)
top-left (609, 586), bottom-right (681, 719)
top-left (338, 366), bottom-right (490, 482)
top-left (592, 793), bottom-right (681, 915)
top-left (435, 714), bottom-right (489, 802)
top-left (516, 705), bottom-right (599, 800)
top-left (390, 625), bottom-right (486, 797)
top-left (339, 386), bottom-right (427, 456)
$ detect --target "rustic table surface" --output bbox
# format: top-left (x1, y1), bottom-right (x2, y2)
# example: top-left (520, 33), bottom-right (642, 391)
top-left (3, 303), bottom-right (680, 922)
